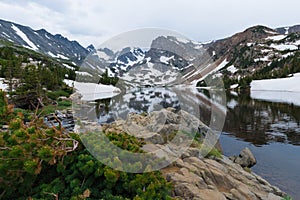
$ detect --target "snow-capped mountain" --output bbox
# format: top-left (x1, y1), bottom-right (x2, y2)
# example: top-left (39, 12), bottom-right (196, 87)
top-left (0, 19), bottom-right (89, 65)
top-left (1, 18), bottom-right (300, 89)
top-left (202, 25), bottom-right (300, 89)
top-left (81, 35), bottom-right (211, 86)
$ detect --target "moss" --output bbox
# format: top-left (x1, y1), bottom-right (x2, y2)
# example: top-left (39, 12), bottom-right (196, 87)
top-left (206, 147), bottom-right (223, 159)
top-left (243, 167), bottom-right (252, 173)
top-left (282, 195), bottom-right (293, 200)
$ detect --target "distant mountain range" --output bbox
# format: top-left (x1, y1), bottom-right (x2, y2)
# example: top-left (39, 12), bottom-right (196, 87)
top-left (1, 18), bottom-right (300, 88)
top-left (0, 19), bottom-right (89, 65)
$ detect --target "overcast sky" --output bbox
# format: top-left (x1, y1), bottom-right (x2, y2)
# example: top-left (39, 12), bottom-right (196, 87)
top-left (0, 0), bottom-right (299, 47)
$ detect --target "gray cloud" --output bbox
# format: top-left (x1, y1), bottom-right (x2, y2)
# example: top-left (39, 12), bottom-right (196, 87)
top-left (0, 0), bottom-right (299, 46)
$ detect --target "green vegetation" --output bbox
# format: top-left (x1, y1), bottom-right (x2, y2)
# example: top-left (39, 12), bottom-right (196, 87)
top-left (243, 167), bottom-right (252, 173)
top-left (98, 69), bottom-right (119, 86)
top-left (76, 68), bottom-right (119, 86)
top-left (0, 93), bottom-right (173, 200)
top-left (0, 44), bottom-right (75, 109)
top-left (206, 147), bottom-right (223, 159)
top-left (282, 195), bottom-right (293, 200)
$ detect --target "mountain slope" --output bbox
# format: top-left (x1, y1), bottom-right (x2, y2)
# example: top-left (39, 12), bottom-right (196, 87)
top-left (80, 35), bottom-right (214, 87)
top-left (0, 19), bottom-right (89, 65)
top-left (202, 25), bottom-right (300, 89)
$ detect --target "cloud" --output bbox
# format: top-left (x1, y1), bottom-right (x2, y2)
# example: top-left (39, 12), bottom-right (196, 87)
top-left (0, 0), bottom-right (299, 47)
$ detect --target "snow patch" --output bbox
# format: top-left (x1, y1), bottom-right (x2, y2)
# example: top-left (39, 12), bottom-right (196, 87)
top-left (251, 73), bottom-right (300, 92)
top-left (11, 24), bottom-right (38, 50)
top-left (251, 74), bottom-right (300, 106)
top-left (230, 84), bottom-right (239, 89)
top-left (0, 78), bottom-right (8, 91)
top-left (97, 51), bottom-right (111, 61)
top-left (254, 55), bottom-right (269, 62)
top-left (176, 37), bottom-right (190, 44)
top-left (63, 79), bottom-right (121, 101)
top-left (282, 52), bottom-right (294, 58)
top-left (57, 54), bottom-right (69, 60)
top-left (227, 99), bottom-right (238, 109)
top-left (284, 27), bottom-right (289, 35)
top-left (227, 65), bottom-right (238, 74)
top-left (266, 35), bottom-right (286, 41)
top-left (264, 30), bottom-right (278, 35)
top-left (160, 55), bottom-right (174, 64)
top-left (63, 64), bottom-right (75, 70)
top-left (47, 52), bottom-right (69, 60)
top-left (199, 59), bottom-right (229, 81)
top-left (270, 44), bottom-right (298, 51)
top-left (48, 51), bottom-right (56, 57)
top-left (45, 34), bottom-right (50, 40)
top-left (2, 32), bottom-right (10, 38)
top-left (75, 71), bottom-right (93, 77)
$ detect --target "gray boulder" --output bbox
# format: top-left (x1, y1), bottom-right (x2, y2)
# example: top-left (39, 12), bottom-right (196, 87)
top-left (230, 147), bottom-right (257, 168)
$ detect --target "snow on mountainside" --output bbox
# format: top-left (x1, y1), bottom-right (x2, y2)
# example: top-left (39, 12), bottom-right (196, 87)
top-left (203, 25), bottom-right (300, 89)
top-left (79, 24), bottom-right (300, 88)
top-left (1, 18), bottom-right (300, 90)
top-left (80, 35), bottom-right (212, 86)
top-left (0, 19), bottom-right (89, 65)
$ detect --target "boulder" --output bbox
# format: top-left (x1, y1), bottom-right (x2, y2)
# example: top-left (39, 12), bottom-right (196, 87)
top-left (230, 147), bottom-right (257, 168)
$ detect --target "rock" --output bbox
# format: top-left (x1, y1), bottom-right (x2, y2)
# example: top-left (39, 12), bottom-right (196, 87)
top-left (267, 193), bottom-right (283, 200)
top-left (230, 147), bottom-right (257, 168)
top-left (144, 133), bottom-right (164, 144)
top-left (198, 189), bottom-right (227, 200)
top-left (162, 151), bottom-right (285, 200)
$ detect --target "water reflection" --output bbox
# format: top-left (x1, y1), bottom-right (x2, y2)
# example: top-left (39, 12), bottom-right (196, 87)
top-left (224, 91), bottom-right (300, 146)
top-left (88, 87), bottom-right (300, 146)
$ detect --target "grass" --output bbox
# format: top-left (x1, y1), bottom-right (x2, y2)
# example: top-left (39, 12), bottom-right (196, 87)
top-left (46, 90), bottom-right (72, 100)
top-left (282, 196), bottom-right (293, 200)
top-left (39, 100), bottom-right (72, 115)
top-left (206, 147), bottom-right (223, 159)
top-left (243, 167), bottom-right (251, 173)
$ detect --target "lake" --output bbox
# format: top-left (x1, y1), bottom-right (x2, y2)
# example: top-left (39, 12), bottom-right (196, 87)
top-left (221, 91), bottom-right (300, 199)
top-left (79, 87), bottom-right (300, 199)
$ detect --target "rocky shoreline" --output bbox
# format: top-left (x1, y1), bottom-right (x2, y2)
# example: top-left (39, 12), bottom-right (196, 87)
top-left (71, 102), bottom-right (286, 200)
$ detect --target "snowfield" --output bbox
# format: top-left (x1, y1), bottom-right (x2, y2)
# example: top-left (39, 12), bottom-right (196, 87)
top-left (266, 35), bottom-right (286, 41)
top-left (0, 78), bottom-right (8, 91)
top-left (11, 24), bottom-right (38, 50)
top-left (227, 65), bottom-right (238, 74)
top-left (64, 79), bottom-right (121, 101)
top-left (270, 43), bottom-right (298, 51)
top-left (251, 73), bottom-right (300, 92)
top-left (250, 73), bottom-right (300, 106)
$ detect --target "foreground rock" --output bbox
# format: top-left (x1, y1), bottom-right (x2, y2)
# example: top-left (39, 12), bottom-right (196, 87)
top-left (162, 156), bottom-right (284, 200)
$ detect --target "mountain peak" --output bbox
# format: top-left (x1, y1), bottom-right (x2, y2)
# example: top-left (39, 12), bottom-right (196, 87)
top-left (86, 44), bottom-right (96, 52)
top-left (0, 18), bottom-right (89, 65)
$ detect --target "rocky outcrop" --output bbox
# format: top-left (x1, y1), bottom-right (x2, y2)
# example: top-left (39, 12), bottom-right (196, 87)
top-left (162, 155), bottom-right (284, 200)
top-left (76, 108), bottom-right (286, 200)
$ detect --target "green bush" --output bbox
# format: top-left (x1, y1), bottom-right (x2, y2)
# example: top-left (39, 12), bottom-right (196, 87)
top-left (47, 90), bottom-right (70, 100)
